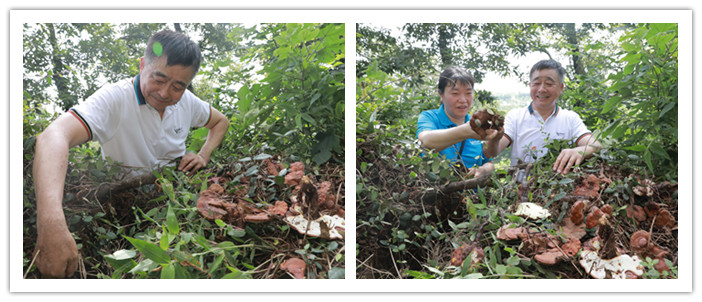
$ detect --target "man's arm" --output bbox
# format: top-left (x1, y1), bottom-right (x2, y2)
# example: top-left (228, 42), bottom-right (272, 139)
top-left (33, 113), bottom-right (90, 278)
top-left (483, 130), bottom-right (509, 159)
top-left (552, 134), bottom-right (603, 174)
top-left (178, 107), bottom-right (229, 175)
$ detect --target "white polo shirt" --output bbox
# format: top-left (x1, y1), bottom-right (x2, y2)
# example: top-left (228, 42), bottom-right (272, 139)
top-left (503, 103), bottom-right (591, 165)
top-left (70, 75), bottom-right (211, 175)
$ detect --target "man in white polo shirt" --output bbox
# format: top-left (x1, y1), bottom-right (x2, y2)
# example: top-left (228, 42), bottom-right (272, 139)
top-left (32, 30), bottom-right (229, 278)
top-left (487, 60), bottom-right (602, 174)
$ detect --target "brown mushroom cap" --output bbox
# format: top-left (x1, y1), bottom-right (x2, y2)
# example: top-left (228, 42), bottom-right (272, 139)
top-left (244, 212), bottom-right (271, 223)
top-left (284, 162), bottom-right (306, 186)
top-left (630, 230), bottom-right (650, 255)
top-left (267, 200), bottom-right (288, 216)
top-left (653, 209), bottom-right (676, 228)
top-left (573, 174), bottom-right (601, 199)
top-left (585, 207), bottom-right (604, 229)
top-left (569, 200), bottom-right (586, 225)
top-left (196, 191), bottom-right (228, 220)
top-left (626, 205), bottom-right (648, 222)
top-left (280, 257), bottom-right (306, 279)
top-left (496, 224), bottom-right (528, 241)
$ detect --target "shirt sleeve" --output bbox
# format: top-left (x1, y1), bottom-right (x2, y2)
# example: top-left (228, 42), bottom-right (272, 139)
top-left (70, 83), bottom-right (125, 143)
top-left (569, 112), bottom-right (591, 145)
top-left (417, 111), bottom-right (437, 138)
top-left (502, 109), bottom-right (517, 147)
top-left (185, 92), bottom-right (212, 128)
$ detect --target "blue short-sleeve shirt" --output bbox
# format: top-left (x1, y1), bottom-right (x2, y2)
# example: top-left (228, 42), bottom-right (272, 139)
top-left (417, 104), bottom-right (488, 168)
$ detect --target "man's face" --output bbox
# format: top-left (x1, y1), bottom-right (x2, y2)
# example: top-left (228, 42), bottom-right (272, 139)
top-left (529, 68), bottom-right (564, 108)
top-left (440, 82), bottom-right (473, 123)
top-left (139, 55), bottom-right (195, 112)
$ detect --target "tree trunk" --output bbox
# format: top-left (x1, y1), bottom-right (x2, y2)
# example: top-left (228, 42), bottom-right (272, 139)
top-left (47, 24), bottom-right (73, 111)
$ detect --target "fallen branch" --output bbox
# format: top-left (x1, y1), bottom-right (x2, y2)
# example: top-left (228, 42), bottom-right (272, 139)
top-left (406, 173), bottom-right (492, 205)
top-left (76, 172), bottom-right (158, 202)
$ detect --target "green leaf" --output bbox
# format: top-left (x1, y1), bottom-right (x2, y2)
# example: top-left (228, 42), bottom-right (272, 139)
top-left (166, 205), bottom-right (180, 235)
top-left (125, 236), bottom-right (171, 265)
top-left (300, 113), bottom-right (317, 126)
top-left (313, 149), bottom-right (332, 165)
top-left (237, 85), bottom-right (252, 114)
top-left (649, 142), bottom-right (671, 160)
top-left (160, 263), bottom-right (175, 279)
top-left (624, 145), bottom-right (647, 152)
top-left (161, 179), bottom-right (175, 202)
top-left (295, 115), bottom-right (302, 130)
top-left (208, 254), bottom-right (225, 275)
top-left (328, 267), bottom-right (345, 279)
top-left (644, 150), bottom-right (654, 174)
top-left (253, 153), bottom-right (272, 160)
top-left (659, 102), bottom-right (676, 119)
top-left (601, 96), bottom-right (621, 114)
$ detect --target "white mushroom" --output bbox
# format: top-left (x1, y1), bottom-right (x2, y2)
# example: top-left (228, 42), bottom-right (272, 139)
top-left (285, 214), bottom-right (345, 239)
top-left (579, 237), bottom-right (644, 279)
top-left (514, 202), bottom-right (551, 220)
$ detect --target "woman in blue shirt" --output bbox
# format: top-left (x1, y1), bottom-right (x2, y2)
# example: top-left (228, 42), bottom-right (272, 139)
top-left (417, 66), bottom-right (503, 177)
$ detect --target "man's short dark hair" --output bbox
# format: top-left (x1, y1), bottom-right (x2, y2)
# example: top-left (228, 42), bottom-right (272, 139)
top-left (529, 59), bottom-right (566, 84)
top-left (144, 30), bottom-right (202, 76)
top-left (438, 66), bottom-right (475, 95)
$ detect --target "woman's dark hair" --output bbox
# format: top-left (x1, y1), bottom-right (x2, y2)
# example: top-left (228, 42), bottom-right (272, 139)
top-left (529, 59), bottom-right (566, 84)
top-left (144, 30), bottom-right (202, 76)
top-left (438, 66), bottom-right (475, 95)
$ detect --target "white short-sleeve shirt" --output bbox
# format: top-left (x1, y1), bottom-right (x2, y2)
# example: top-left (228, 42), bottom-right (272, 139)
top-left (503, 103), bottom-right (591, 165)
top-left (70, 75), bottom-right (211, 174)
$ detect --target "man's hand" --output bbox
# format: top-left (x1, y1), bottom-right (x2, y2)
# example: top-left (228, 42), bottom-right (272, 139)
top-left (467, 162), bottom-right (495, 178)
top-left (484, 127), bottom-right (504, 142)
top-left (34, 221), bottom-right (78, 278)
top-left (178, 153), bottom-right (208, 175)
top-left (552, 147), bottom-right (585, 174)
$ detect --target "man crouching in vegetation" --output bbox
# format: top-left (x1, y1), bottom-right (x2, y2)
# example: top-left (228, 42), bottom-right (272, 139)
top-left (487, 59), bottom-right (602, 174)
top-left (32, 30), bottom-right (229, 278)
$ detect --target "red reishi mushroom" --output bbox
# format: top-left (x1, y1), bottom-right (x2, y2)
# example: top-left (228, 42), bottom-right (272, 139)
top-left (534, 250), bottom-right (564, 265)
top-left (244, 212), bottom-right (271, 223)
top-left (264, 158), bottom-right (283, 176)
top-left (585, 207), bottom-right (604, 229)
top-left (267, 201), bottom-right (288, 216)
top-left (644, 201), bottom-right (661, 218)
top-left (629, 230), bottom-right (671, 273)
top-left (561, 238), bottom-right (582, 257)
top-left (196, 192), bottom-right (228, 220)
top-left (569, 200), bottom-right (586, 225)
top-left (630, 230), bottom-right (651, 255)
top-left (197, 184), bottom-right (230, 220)
top-left (450, 243), bottom-right (484, 267)
top-left (284, 162), bottom-right (306, 187)
top-left (558, 218), bottom-right (587, 240)
top-left (573, 174), bottom-right (601, 199)
top-left (652, 209), bottom-right (676, 228)
top-left (316, 181), bottom-right (337, 209)
top-left (280, 257), bottom-right (306, 279)
top-left (653, 256), bottom-right (671, 273)
top-left (496, 224), bottom-right (528, 241)
top-left (626, 205), bottom-right (648, 222)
